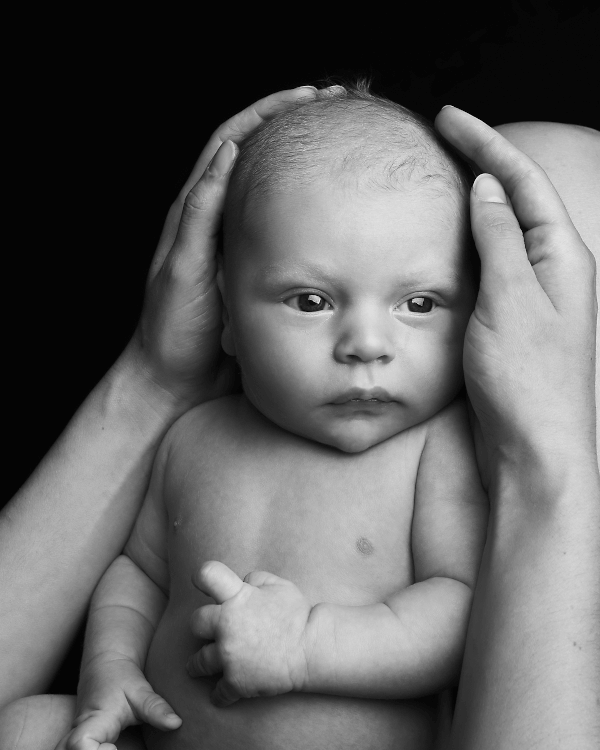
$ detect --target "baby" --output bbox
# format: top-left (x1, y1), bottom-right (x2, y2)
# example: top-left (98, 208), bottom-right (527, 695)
top-left (60, 86), bottom-right (488, 750)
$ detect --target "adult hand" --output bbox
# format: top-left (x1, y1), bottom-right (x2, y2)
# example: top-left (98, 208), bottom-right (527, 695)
top-left (125, 86), bottom-right (319, 409)
top-left (435, 106), bottom-right (597, 471)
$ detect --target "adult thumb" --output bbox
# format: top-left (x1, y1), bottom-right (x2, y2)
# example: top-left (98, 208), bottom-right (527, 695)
top-left (470, 173), bottom-right (537, 302)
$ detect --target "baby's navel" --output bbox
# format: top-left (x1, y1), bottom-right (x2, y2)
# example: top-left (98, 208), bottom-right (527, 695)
top-left (356, 536), bottom-right (374, 556)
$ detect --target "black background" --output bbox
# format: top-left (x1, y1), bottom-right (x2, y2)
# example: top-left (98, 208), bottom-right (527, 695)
top-left (5, 0), bottom-right (599, 693)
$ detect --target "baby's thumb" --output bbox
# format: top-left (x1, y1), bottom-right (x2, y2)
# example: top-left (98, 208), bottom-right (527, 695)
top-left (129, 685), bottom-right (182, 731)
top-left (469, 174), bottom-right (534, 301)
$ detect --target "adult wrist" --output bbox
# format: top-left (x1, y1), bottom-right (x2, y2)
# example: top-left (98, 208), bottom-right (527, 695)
top-left (489, 437), bottom-right (600, 535)
top-left (108, 342), bottom-right (198, 430)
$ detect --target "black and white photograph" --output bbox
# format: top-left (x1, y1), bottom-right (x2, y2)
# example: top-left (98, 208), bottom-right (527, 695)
top-left (2, 2), bottom-right (599, 748)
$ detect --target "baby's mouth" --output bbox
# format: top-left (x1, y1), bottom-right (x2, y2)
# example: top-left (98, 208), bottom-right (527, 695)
top-left (332, 388), bottom-right (394, 404)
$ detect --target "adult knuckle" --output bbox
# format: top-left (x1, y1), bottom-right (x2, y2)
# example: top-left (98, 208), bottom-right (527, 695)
top-left (183, 184), bottom-right (211, 215)
top-left (483, 214), bottom-right (521, 239)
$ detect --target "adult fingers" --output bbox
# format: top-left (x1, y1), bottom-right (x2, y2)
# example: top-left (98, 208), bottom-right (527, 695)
top-left (155, 85), bottom-right (318, 257)
top-left (435, 106), bottom-right (572, 231)
top-left (186, 643), bottom-right (221, 678)
top-left (183, 86), bottom-right (319, 191)
top-left (148, 139), bottom-right (237, 282)
top-left (436, 107), bottom-right (595, 317)
top-left (468, 173), bottom-right (538, 295)
top-left (192, 561), bottom-right (244, 603)
top-left (190, 603), bottom-right (221, 640)
top-left (210, 679), bottom-right (242, 709)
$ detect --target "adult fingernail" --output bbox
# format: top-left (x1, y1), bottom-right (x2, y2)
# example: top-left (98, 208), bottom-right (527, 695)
top-left (441, 104), bottom-right (453, 110)
top-left (472, 173), bottom-right (507, 204)
top-left (208, 140), bottom-right (237, 178)
top-left (297, 85), bottom-right (318, 93)
top-left (325, 85), bottom-right (346, 95)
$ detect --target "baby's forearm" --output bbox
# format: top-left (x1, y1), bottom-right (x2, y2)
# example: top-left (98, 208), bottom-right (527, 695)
top-left (81, 554), bottom-right (167, 675)
top-left (303, 577), bottom-right (472, 699)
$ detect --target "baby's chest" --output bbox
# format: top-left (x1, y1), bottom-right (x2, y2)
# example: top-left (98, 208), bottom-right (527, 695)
top-left (167, 433), bottom-right (422, 606)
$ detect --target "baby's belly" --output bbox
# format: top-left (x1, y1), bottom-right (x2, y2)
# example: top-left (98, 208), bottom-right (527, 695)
top-left (143, 605), bottom-right (437, 750)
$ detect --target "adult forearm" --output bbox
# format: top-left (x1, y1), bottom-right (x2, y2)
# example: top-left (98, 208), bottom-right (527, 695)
top-left (0, 347), bottom-right (187, 706)
top-left (303, 577), bottom-right (472, 699)
top-left (450, 451), bottom-right (600, 749)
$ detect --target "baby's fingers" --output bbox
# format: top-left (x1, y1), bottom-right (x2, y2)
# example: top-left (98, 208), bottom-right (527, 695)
top-left (191, 603), bottom-right (221, 640)
top-left (127, 684), bottom-right (182, 731)
top-left (53, 711), bottom-right (119, 750)
top-left (187, 642), bottom-right (222, 678)
top-left (210, 678), bottom-right (242, 709)
top-left (193, 560), bottom-right (245, 604)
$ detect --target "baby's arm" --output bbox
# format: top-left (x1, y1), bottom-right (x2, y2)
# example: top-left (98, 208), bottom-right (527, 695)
top-left (189, 399), bottom-right (488, 705)
top-left (56, 443), bottom-right (179, 750)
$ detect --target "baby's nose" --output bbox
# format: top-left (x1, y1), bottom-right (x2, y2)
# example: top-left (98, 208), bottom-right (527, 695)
top-left (333, 310), bottom-right (395, 364)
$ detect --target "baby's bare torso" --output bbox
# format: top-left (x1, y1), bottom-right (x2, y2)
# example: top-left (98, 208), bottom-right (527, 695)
top-left (143, 395), bottom-right (439, 750)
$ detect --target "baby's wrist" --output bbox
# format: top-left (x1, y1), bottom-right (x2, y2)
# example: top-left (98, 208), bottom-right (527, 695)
top-left (299, 603), bottom-right (336, 694)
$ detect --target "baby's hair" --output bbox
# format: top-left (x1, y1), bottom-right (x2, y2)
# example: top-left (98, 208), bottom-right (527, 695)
top-left (227, 79), bottom-right (474, 207)
top-left (224, 78), bottom-right (479, 284)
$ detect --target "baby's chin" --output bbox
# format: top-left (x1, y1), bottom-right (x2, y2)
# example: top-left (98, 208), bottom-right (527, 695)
top-left (297, 420), bottom-right (406, 454)
top-left (318, 429), bottom-right (398, 454)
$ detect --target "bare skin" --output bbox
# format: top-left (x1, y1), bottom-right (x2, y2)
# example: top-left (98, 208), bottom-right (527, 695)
top-left (68, 394), bottom-right (485, 750)
top-left (0, 86), bottom-right (322, 747)
top-left (436, 111), bottom-right (600, 749)
top-left (0, 109), bottom-right (597, 749)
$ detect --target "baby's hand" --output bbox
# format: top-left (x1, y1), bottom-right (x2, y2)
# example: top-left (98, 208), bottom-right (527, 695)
top-left (54, 658), bottom-right (181, 750)
top-left (188, 561), bottom-right (313, 707)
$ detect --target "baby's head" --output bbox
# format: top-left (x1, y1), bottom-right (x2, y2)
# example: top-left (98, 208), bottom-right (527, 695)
top-left (219, 84), bottom-right (477, 453)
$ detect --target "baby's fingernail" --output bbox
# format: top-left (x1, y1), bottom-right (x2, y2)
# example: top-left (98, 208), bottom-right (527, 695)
top-left (472, 173), bottom-right (507, 204)
top-left (207, 140), bottom-right (237, 178)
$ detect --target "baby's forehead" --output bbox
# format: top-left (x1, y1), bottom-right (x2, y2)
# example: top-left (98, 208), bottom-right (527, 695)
top-left (234, 176), bottom-right (467, 241)
top-left (227, 179), bottom-right (473, 286)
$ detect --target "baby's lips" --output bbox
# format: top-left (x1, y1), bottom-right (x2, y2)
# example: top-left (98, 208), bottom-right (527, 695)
top-left (331, 387), bottom-right (393, 404)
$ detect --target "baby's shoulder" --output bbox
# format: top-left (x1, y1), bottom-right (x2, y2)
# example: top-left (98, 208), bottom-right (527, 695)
top-left (422, 394), bottom-right (471, 437)
top-left (159, 394), bottom-right (246, 464)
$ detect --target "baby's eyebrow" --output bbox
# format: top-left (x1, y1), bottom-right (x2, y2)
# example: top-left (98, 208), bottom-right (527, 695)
top-left (259, 262), bottom-right (338, 285)
top-left (258, 262), bottom-right (467, 294)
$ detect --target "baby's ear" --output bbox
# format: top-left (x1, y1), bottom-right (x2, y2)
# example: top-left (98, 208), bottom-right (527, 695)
top-left (216, 261), bottom-right (236, 357)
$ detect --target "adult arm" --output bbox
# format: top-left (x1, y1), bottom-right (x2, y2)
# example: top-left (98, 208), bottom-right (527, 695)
top-left (0, 86), bottom-right (319, 708)
top-left (435, 109), bottom-right (600, 749)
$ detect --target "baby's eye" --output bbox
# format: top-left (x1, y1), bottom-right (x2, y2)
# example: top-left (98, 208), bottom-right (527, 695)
top-left (285, 293), bottom-right (332, 313)
top-left (398, 296), bottom-right (436, 314)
